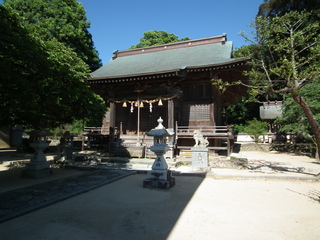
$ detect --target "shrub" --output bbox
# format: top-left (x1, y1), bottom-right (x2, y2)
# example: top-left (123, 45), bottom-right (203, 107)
top-left (243, 118), bottom-right (268, 142)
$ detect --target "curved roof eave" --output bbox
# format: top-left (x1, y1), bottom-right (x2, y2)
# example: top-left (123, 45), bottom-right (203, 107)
top-left (88, 57), bottom-right (249, 82)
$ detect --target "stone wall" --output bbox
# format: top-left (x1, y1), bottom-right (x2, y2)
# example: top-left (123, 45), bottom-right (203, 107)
top-left (237, 143), bottom-right (271, 152)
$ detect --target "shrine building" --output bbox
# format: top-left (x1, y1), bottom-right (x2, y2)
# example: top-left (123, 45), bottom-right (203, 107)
top-left (88, 34), bottom-right (248, 157)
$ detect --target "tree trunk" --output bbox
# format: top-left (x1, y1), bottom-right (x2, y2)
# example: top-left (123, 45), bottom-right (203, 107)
top-left (292, 94), bottom-right (320, 159)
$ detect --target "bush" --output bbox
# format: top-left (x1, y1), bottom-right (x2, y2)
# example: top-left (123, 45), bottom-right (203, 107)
top-left (243, 118), bottom-right (268, 142)
top-left (232, 124), bottom-right (245, 134)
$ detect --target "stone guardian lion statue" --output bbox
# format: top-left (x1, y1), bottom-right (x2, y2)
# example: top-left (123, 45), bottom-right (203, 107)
top-left (193, 130), bottom-right (209, 148)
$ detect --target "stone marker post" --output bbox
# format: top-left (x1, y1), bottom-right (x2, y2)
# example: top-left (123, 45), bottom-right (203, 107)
top-left (143, 117), bottom-right (175, 189)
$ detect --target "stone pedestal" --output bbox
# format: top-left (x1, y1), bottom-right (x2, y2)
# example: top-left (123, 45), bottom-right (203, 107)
top-left (143, 170), bottom-right (175, 189)
top-left (143, 152), bottom-right (176, 189)
top-left (22, 141), bottom-right (52, 178)
top-left (191, 147), bottom-right (210, 172)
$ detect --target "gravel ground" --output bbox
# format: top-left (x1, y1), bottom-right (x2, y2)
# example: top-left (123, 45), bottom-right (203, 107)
top-left (0, 150), bottom-right (320, 240)
top-left (0, 174), bottom-right (319, 240)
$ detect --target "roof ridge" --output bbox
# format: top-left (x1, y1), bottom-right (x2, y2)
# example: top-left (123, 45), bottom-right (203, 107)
top-left (112, 34), bottom-right (227, 59)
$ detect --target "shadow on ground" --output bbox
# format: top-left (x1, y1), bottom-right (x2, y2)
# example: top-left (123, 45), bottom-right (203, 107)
top-left (0, 172), bottom-right (205, 240)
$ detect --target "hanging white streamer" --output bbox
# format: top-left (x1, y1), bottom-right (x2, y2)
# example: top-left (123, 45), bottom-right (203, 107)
top-left (130, 102), bottom-right (134, 113)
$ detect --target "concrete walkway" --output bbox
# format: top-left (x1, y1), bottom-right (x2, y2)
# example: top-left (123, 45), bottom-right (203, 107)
top-left (0, 149), bottom-right (320, 239)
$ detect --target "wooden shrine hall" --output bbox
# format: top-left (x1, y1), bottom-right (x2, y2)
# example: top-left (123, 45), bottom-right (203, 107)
top-left (88, 34), bottom-right (248, 157)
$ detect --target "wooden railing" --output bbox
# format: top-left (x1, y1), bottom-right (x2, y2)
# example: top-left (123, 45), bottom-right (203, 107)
top-left (82, 125), bottom-right (234, 156)
top-left (176, 125), bottom-right (233, 138)
top-left (175, 125), bottom-right (234, 156)
top-left (83, 127), bottom-right (110, 135)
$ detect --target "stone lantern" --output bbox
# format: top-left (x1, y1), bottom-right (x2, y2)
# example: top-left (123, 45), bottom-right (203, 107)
top-left (143, 117), bottom-right (175, 189)
top-left (22, 130), bottom-right (53, 178)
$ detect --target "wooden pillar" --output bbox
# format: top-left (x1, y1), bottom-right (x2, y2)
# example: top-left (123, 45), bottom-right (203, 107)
top-left (109, 102), bottom-right (116, 128)
top-left (108, 103), bottom-right (117, 154)
top-left (210, 103), bottom-right (215, 126)
top-left (167, 99), bottom-right (174, 129)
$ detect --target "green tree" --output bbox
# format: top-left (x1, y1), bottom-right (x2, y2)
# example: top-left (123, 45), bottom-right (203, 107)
top-left (231, 11), bottom-right (320, 158)
top-left (224, 101), bottom-right (260, 133)
top-left (0, 5), bottom-right (106, 130)
top-left (258, 0), bottom-right (320, 18)
top-left (130, 30), bottom-right (190, 49)
top-left (3, 0), bottom-right (102, 71)
top-left (275, 81), bottom-right (320, 140)
top-left (0, 5), bottom-right (49, 127)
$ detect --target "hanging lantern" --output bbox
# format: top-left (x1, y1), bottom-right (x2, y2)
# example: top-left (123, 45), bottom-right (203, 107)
top-left (140, 101), bottom-right (144, 108)
top-left (158, 99), bottom-right (163, 106)
top-left (122, 101), bottom-right (127, 107)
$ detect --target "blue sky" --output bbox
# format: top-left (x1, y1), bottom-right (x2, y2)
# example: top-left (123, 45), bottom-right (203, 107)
top-left (2, 0), bottom-right (264, 64)
top-left (79, 0), bottom-right (263, 64)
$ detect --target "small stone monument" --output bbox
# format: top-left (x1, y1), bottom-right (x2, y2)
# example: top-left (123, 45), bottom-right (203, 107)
top-left (143, 117), bottom-right (175, 189)
top-left (56, 131), bottom-right (73, 162)
top-left (191, 130), bottom-right (210, 172)
top-left (22, 130), bottom-right (53, 178)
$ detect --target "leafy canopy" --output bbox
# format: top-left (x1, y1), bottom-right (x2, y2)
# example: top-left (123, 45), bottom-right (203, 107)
top-left (236, 11), bottom-right (320, 96)
top-left (258, 0), bottom-right (320, 18)
top-left (0, 5), bottom-right (106, 130)
top-left (3, 0), bottom-right (102, 71)
top-left (130, 30), bottom-right (190, 49)
top-left (231, 10), bottom-right (320, 157)
top-left (276, 81), bottom-right (320, 135)
top-left (230, 1), bottom-right (320, 125)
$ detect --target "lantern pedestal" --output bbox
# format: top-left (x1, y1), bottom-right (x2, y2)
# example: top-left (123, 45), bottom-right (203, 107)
top-left (143, 117), bottom-right (175, 189)
top-left (22, 131), bottom-right (52, 179)
top-left (143, 170), bottom-right (175, 189)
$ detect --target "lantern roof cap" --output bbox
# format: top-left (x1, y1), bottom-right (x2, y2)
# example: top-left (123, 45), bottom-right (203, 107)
top-left (147, 117), bottom-right (174, 137)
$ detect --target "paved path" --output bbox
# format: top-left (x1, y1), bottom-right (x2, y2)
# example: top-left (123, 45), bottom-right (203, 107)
top-left (0, 169), bottom-right (134, 223)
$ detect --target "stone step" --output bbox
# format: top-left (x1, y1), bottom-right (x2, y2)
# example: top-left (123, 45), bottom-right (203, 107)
top-left (71, 158), bottom-right (180, 171)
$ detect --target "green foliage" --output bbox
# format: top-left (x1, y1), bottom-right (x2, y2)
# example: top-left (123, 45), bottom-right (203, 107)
top-left (275, 81), bottom-right (320, 137)
top-left (0, 5), bottom-right (49, 127)
top-left (232, 124), bottom-right (245, 135)
top-left (235, 10), bottom-right (320, 112)
top-left (238, 11), bottom-right (320, 95)
top-left (50, 127), bottom-right (67, 139)
top-left (68, 119), bottom-right (87, 133)
top-left (50, 119), bottom-right (91, 138)
top-left (3, 0), bottom-right (102, 71)
top-left (236, 10), bottom-right (320, 156)
top-left (243, 118), bottom-right (268, 143)
top-left (130, 30), bottom-right (190, 49)
top-left (258, 0), bottom-right (320, 18)
top-left (224, 100), bottom-right (260, 128)
top-left (0, 5), bottom-right (107, 130)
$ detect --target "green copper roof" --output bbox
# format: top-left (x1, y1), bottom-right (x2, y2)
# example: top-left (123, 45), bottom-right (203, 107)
top-left (91, 40), bottom-right (235, 79)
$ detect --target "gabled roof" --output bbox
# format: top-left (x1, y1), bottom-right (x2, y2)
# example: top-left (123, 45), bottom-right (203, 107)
top-left (90, 34), bottom-right (244, 80)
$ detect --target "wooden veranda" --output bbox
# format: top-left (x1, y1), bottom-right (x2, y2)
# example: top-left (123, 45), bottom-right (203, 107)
top-left (83, 123), bottom-right (234, 158)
